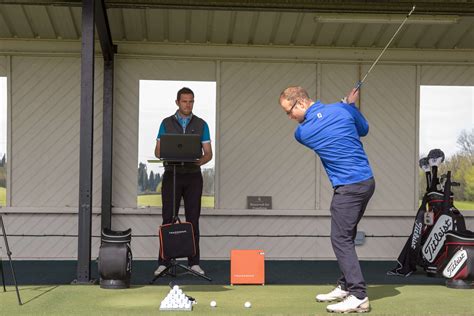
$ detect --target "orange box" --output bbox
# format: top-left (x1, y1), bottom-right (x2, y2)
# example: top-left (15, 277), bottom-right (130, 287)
top-left (230, 249), bottom-right (265, 285)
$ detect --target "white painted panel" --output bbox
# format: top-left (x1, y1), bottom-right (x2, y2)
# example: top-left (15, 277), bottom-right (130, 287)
top-left (361, 64), bottom-right (417, 211)
top-left (219, 62), bottom-right (317, 210)
top-left (113, 58), bottom-right (215, 208)
top-left (10, 56), bottom-right (103, 207)
top-left (2, 213), bottom-right (101, 259)
top-left (421, 65), bottom-right (474, 86)
top-left (0, 56), bottom-right (6, 76)
top-left (4, 212), bottom-right (462, 260)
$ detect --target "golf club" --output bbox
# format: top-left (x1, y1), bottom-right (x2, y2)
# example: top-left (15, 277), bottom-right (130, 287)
top-left (419, 157), bottom-right (431, 191)
top-left (355, 5), bottom-right (416, 91)
top-left (427, 148), bottom-right (445, 191)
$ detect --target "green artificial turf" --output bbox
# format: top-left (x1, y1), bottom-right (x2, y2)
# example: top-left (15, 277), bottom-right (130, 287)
top-left (1, 284), bottom-right (473, 316)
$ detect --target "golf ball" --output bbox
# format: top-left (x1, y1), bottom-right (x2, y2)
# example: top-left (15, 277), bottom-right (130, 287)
top-left (244, 301), bottom-right (251, 308)
top-left (172, 285), bottom-right (179, 291)
top-left (210, 300), bottom-right (217, 307)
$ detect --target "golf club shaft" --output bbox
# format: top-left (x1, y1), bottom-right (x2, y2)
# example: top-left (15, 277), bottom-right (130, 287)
top-left (425, 172), bottom-right (431, 191)
top-left (355, 5), bottom-right (416, 91)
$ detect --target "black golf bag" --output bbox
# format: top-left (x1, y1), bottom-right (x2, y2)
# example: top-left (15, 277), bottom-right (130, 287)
top-left (388, 171), bottom-right (466, 277)
top-left (98, 228), bottom-right (132, 289)
top-left (436, 230), bottom-right (474, 288)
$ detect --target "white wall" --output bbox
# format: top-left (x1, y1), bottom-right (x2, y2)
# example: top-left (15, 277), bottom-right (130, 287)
top-left (10, 56), bottom-right (103, 207)
top-left (0, 56), bottom-right (6, 76)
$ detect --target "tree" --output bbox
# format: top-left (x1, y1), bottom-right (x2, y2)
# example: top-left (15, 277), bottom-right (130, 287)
top-left (457, 129), bottom-right (474, 156)
top-left (137, 162), bottom-right (149, 193)
top-left (148, 171), bottom-right (155, 192)
top-left (463, 166), bottom-right (474, 201)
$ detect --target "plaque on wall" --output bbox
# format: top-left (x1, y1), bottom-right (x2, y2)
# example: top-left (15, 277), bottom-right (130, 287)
top-left (247, 196), bottom-right (272, 210)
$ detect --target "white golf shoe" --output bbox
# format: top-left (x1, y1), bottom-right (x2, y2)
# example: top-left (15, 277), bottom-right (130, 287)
top-left (154, 265), bottom-right (167, 276)
top-left (316, 285), bottom-right (349, 302)
top-left (326, 295), bottom-right (370, 313)
top-left (190, 265), bottom-right (205, 275)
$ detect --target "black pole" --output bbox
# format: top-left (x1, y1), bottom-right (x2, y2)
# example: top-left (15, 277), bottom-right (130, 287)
top-left (0, 215), bottom-right (22, 305)
top-left (76, 0), bottom-right (95, 284)
top-left (1, 258), bottom-right (5, 292)
top-left (96, 0), bottom-right (116, 232)
top-left (100, 58), bottom-right (114, 231)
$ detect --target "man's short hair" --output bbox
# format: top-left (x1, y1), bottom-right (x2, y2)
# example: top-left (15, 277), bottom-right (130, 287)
top-left (177, 87), bottom-right (194, 101)
top-left (280, 86), bottom-right (310, 102)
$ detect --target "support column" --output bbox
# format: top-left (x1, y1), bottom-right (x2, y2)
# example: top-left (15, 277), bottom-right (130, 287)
top-left (76, 0), bottom-right (95, 284)
top-left (101, 58), bottom-right (114, 231)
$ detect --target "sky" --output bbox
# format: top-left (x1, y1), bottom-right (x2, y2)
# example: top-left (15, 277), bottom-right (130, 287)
top-left (138, 80), bottom-right (216, 175)
top-left (0, 78), bottom-right (472, 168)
top-left (419, 86), bottom-right (474, 158)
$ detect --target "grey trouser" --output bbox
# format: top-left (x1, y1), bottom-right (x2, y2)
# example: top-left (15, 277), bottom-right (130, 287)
top-left (330, 177), bottom-right (375, 299)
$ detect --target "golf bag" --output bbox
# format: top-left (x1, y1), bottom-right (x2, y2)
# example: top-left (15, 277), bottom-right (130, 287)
top-left (159, 218), bottom-right (196, 260)
top-left (436, 230), bottom-right (474, 288)
top-left (388, 171), bottom-right (466, 276)
top-left (98, 228), bottom-right (132, 289)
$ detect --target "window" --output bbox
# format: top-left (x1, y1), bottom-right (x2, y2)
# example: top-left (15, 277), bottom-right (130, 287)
top-left (138, 80), bottom-right (216, 208)
top-left (0, 77), bottom-right (6, 206)
top-left (420, 86), bottom-right (474, 211)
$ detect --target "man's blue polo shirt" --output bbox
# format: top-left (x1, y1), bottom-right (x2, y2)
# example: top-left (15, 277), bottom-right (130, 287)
top-left (295, 101), bottom-right (373, 187)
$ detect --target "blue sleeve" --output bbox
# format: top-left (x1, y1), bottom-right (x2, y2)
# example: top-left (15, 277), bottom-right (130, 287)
top-left (156, 122), bottom-right (166, 140)
top-left (201, 122), bottom-right (211, 143)
top-left (343, 103), bottom-right (369, 137)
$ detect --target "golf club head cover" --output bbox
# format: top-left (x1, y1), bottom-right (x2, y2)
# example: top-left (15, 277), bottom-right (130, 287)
top-left (419, 157), bottom-right (431, 173)
top-left (427, 149), bottom-right (445, 167)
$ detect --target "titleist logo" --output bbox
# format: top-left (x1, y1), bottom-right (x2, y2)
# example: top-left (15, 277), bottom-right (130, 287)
top-left (169, 230), bottom-right (187, 235)
top-left (422, 215), bottom-right (453, 263)
top-left (411, 222), bottom-right (423, 250)
top-left (443, 249), bottom-right (467, 278)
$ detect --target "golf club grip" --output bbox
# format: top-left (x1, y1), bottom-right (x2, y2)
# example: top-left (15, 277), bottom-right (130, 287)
top-left (431, 166), bottom-right (438, 190)
top-left (425, 173), bottom-right (431, 191)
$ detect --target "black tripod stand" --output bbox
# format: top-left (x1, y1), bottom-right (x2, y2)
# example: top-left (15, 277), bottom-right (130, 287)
top-left (150, 162), bottom-right (211, 283)
top-left (1, 214), bottom-right (22, 305)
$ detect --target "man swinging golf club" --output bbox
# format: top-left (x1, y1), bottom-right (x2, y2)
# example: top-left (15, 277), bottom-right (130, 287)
top-left (279, 87), bottom-right (375, 313)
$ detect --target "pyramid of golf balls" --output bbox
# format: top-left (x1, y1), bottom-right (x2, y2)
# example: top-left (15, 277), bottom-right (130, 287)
top-left (159, 285), bottom-right (193, 311)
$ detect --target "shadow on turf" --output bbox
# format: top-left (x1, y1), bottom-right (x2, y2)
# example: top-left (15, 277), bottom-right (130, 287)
top-left (368, 285), bottom-right (401, 302)
top-left (19, 285), bottom-right (59, 305)
top-left (180, 285), bottom-right (231, 292)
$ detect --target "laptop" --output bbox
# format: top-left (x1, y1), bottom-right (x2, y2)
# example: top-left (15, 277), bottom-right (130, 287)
top-left (160, 134), bottom-right (202, 162)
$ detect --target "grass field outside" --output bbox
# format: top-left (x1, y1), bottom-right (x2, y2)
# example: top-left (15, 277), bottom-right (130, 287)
top-left (419, 199), bottom-right (474, 211)
top-left (1, 284), bottom-right (473, 316)
top-left (138, 194), bottom-right (214, 208)
top-left (0, 186), bottom-right (5, 206)
top-left (453, 200), bottom-right (474, 211)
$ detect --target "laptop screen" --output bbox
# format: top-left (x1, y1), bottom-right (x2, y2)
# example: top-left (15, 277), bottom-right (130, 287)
top-left (160, 134), bottom-right (202, 161)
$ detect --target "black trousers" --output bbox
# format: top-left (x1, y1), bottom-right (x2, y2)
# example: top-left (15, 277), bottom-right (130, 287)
top-left (158, 170), bottom-right (203, 266)
top-left (330, 177), bottom-right (375, 299)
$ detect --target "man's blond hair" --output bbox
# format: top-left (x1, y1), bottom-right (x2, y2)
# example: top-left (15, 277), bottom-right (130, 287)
top-left (279, 86), bottom-right (311, 103)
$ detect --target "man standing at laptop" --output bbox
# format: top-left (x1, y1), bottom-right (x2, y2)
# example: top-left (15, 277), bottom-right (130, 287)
top-left (154, 87), bottom-right (213, 276)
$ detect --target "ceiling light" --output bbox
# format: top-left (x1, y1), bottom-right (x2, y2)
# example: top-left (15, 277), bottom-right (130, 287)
top-left (314, 14), bottom-right (460, 25)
